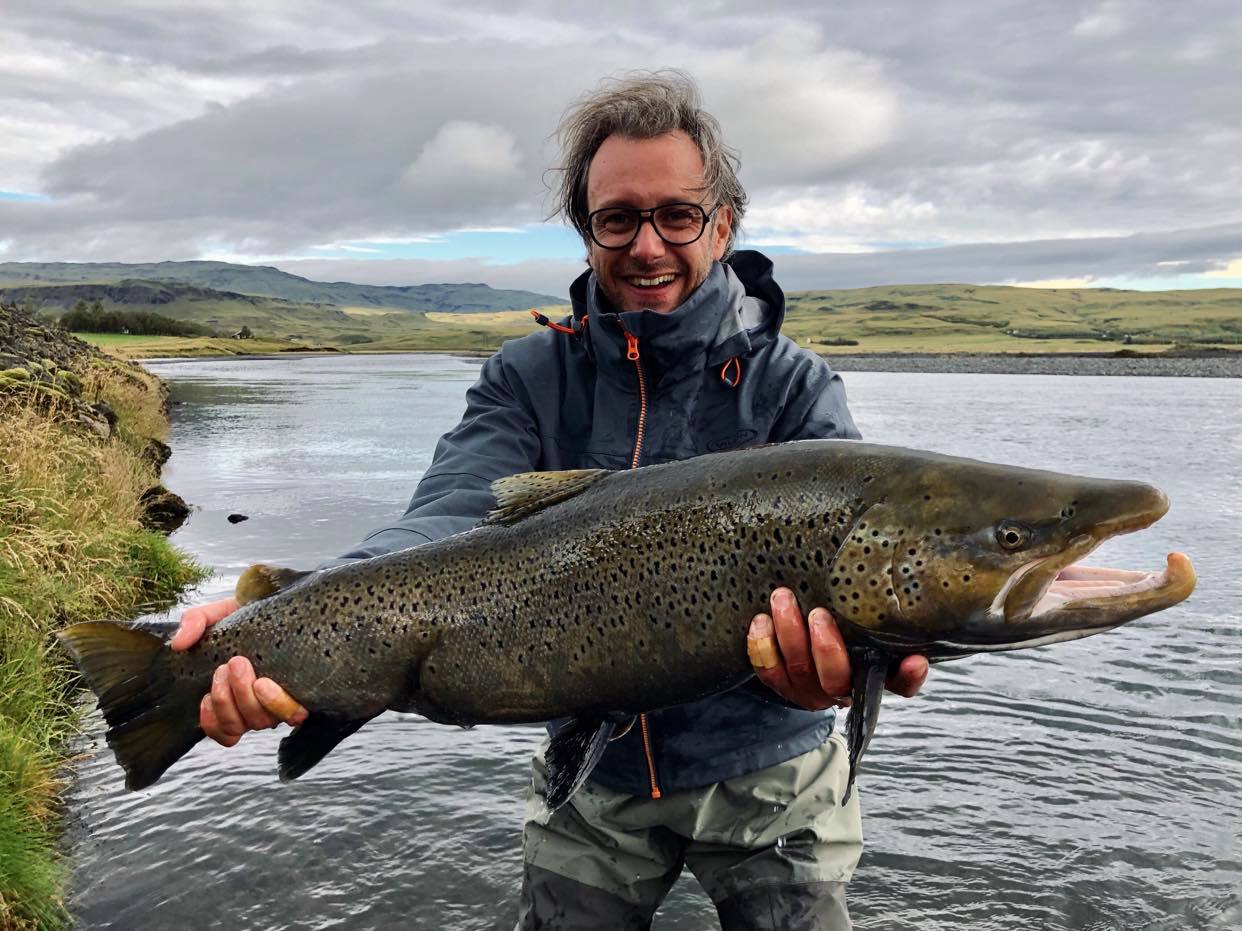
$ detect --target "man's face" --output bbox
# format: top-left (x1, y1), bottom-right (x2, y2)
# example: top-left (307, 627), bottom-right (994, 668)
top-left (585, 130), bottom-right (732, 314)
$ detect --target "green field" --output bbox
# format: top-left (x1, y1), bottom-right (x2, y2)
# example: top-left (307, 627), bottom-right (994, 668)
top-left (73, 282), bottom-right (1242, 360)
top-left (778, 283), bottom-right (1242, 354)
top-left (75, 333), bottom-right (327, 358)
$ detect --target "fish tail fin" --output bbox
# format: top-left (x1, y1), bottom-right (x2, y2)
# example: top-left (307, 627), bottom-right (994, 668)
top-left (57, 621), bottom-right (205, 790)
top-left (842, 646), bottom-right (889, 806)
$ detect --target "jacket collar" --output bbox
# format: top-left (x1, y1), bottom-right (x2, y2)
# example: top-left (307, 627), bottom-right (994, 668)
top-left (567, 250), bottom-right (786, 389)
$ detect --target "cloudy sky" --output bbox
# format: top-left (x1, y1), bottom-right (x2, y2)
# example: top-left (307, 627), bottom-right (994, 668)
top-left (2, 0), bottom-right (1240, 296)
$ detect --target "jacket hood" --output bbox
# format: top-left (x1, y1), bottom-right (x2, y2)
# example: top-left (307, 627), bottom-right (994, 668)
top-left (566, 249), bottom-right (787, 389)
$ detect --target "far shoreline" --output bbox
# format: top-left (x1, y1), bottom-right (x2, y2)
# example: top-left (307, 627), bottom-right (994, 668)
top-left (817, 350), bottom-right (1242, 378)
top-left (130, 346), bottom-right (1242, 378)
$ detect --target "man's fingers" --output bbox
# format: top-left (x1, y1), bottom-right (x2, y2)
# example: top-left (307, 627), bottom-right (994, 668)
top-left (170, 597), bottom-right (241, 651)
top-left (169, 613), bottom-right (206, 652)
top-left (887, 654), bottom-right (930, 698)
top-left (768, 588), bottom-right (818, 691)
top-left (254, 678), bottom-right (308, 726)
top-left (749, 613), bottom-right (833, 711)
top-left (807, 608), bottom-right (852, 700)
top-left (227, 657), bottom-right (279, 731)
top-left (747, 614), bottom-right (781, 669)
top-left (201, 695), bottom-right (240, 747)
top-left (209, 664), bottom-right (247, 738)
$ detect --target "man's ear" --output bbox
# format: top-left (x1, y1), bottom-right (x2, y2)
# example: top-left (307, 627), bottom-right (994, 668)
top-left (711, 205), bottom-right (734, 260)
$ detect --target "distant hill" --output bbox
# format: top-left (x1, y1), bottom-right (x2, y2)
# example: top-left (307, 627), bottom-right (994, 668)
top-left (0, 279), bottom-right (442, 345)
top-left (0, 278), bottom-right (336, 312)
top-left (0, 260), bottom-right (565, 313)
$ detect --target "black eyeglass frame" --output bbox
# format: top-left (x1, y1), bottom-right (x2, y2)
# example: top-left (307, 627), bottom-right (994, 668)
top-left (585, 202), bottom-right (721, 250)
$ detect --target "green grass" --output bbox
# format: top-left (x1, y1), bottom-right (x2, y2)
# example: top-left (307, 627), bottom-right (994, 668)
top-left (0, 361), bottom-right (207, 928)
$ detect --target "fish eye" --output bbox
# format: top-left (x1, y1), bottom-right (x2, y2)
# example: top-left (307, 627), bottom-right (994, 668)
top-left (995, 521), bottom-right (1031, 551)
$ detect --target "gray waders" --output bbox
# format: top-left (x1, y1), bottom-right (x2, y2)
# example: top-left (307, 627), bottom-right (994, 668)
top-left (516, 731), bottom-right (863, 930)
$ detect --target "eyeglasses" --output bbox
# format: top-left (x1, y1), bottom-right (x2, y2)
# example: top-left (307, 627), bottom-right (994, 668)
top-left (586, 202), bottom-right (720, 250)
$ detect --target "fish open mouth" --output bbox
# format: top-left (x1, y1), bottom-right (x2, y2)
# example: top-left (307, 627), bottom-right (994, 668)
top-left (991, 551), bottom-right (1196, 651)
top-left (1028, 555), bottom-right (1195, 620)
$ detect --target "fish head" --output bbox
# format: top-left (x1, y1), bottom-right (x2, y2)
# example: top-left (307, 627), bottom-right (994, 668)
top-left (828, 458), bottom-right (1196, 658)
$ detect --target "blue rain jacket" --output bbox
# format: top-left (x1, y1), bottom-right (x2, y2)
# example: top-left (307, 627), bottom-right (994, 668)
top-left (339, 250), bottom-right (861, 796)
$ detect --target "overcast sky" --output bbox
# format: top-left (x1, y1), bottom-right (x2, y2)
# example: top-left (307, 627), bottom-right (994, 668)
top-left (2, 0), bottom-right (1240, 296)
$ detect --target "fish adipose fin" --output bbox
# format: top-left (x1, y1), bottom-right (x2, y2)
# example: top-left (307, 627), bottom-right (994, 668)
top-left (278, 713), bottom-right (372, 781)
top-left (57, 621), bottom-right (205, 790)
top-left (235, 564), bottom-right (313, 606)
top-left (842, 646), bottom-right (890, 805)
top-left (542, 716), bottom-right (616, 811)
top-left (484, 469), bottom-right (611, 525)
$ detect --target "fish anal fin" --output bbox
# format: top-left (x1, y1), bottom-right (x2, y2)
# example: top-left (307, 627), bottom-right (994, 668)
top-left (278, 713), bottom-right (371, 781)
top-left (236, 564), bottom-right (313, 606)
top-left (842, 646), bottom-right (890, 805)
top-left (483, 469), bottom-right (611, 526)
top-left (542, 716), bottom-right (615, 811)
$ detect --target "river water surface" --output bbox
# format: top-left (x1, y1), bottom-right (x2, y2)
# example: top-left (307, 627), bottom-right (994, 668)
top-left (66, 354), bottom-right (1241, 930)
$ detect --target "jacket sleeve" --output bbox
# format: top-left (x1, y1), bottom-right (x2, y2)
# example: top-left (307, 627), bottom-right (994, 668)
top-left (768, 345), bottom-right (862, 442)
top-left (330, 350), bottom-right (541, 563)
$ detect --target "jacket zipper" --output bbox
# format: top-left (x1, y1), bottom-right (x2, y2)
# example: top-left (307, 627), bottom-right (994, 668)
top-left (624, 331), bottom-right (648, 470)
top-left (622, 327), bottom-right (661, 799)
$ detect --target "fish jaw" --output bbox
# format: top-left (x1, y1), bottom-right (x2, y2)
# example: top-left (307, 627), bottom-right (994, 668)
top-left (1014, 551), bottom-right (1195, 642)
top-left (928, 553), bottom-right (1196, 660)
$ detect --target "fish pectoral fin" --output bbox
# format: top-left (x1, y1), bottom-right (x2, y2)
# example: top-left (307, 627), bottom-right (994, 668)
top-left (842, 646), bottom-right (890, 806)
top-left (278, 713), bottom-right (373, 781)
top-left (542, 716), bottom-right (615, 811)
top-left (236, 564), bottom-right (314, 606)
top-left (483, 469), bottom-right (611, 525)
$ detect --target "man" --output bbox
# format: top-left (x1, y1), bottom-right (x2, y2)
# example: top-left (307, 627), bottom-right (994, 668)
top-left (173, 72), bottom-right (928, 929)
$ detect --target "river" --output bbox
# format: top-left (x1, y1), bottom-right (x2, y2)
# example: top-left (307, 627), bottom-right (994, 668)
top-left (65, 353), bottom-right (1241, 930)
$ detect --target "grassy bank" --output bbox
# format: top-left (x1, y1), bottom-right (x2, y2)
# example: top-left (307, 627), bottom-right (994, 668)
top-left (0, 361), bottom-right (206, 929)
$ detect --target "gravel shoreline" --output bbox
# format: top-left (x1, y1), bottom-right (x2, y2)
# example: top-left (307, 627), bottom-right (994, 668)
top-left (820, 352), bottom-right (1242, 378)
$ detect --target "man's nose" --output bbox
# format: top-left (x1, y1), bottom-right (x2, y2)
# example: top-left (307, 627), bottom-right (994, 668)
top-left (628, 219), bottom-right (667, 262)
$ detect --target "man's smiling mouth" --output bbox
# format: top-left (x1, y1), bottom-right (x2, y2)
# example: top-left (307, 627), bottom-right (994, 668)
top-left (629, 273), bottom-right (676, 288)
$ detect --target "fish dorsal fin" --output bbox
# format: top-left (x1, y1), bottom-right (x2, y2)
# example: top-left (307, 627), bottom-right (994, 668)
top-left (483, 469), bottom-right (610, 525)
top-left (235, 564), bottom-right (313, 606)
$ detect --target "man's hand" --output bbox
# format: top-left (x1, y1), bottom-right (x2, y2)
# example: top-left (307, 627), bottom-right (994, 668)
top-left (747, 587), bottom-right (929, 710)
top-left (171, 597), bottom-right (308, 746)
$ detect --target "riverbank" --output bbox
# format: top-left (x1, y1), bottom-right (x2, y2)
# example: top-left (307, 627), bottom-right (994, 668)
top-left (821, 349), bottom-right (1242, 378)
top-left (0, 304), bottom-right (205, 929)
top-left (87, 332), bottom-right (1242, 377)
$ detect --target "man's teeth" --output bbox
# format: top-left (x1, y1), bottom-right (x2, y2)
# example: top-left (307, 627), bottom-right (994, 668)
top-left (633, 274), bottom-right (675, 287)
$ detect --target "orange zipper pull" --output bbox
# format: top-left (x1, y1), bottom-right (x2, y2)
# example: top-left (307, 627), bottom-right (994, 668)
top-left (624, 332), bottom-right (640, 361)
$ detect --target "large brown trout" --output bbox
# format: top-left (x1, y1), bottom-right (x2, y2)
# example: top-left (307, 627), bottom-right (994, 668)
top-left (59, 440), bottom-right (1196, 807)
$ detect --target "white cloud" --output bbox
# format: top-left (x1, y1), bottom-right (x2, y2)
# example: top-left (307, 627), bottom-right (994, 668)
top-left (400, 121), bottom-right (525, 209)
top-left (0, 0), bottom-right (1239, 288)
top-left (1072, 1), bottom-right (1128, 39)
